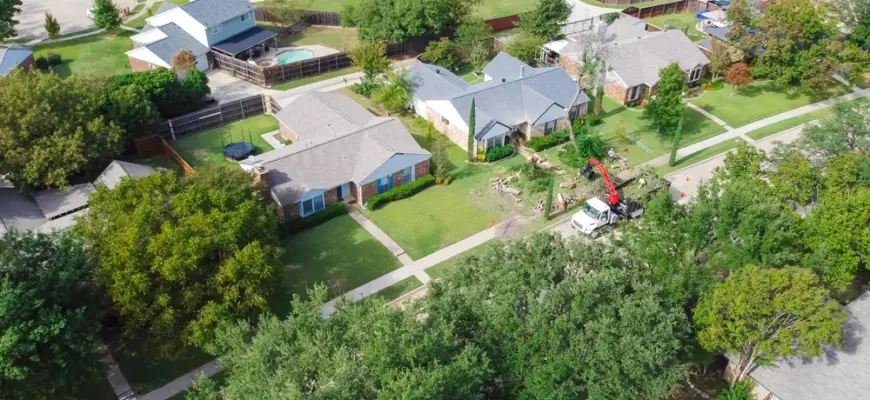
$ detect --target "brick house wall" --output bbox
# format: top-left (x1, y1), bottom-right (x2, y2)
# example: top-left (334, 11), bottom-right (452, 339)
top-left (324, 187), bottom-right (338, 206)
top-left (18, 53), bottom-right (34, 72)
top-left (414, 160), bottom-right (429, 178)
top-left (359, 181), bottom-right (378, 205)
top-left (129, 56), bottom-right (157, 72)
top-left (527, 115), bottom-right (574, 137)
top-left (279, 122), bottom-right (298, 142)
top-left (604, 81), bottom-right (630, 104)
top-left (426, 108), bottom-right (469, 152)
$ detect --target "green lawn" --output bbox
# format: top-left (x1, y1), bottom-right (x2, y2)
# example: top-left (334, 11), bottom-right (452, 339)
top-left (109, 337), bottom-right (212, 395)
top-left (271, 214), bottom-right (402, 316)
top-left (307, 0), bottom-right (535, 18)
top-left (655, 138), bottom-right (747, 176)
top-left (33, 31), bottom-right (134, 78)
top-left (170, 115), bottom-right (277, 168)
top-left (271, 25), bottom-right (360, 51)
top-left (126, 2), bottom-right (163, 29)
top-left (168, 0), bottom-right (189, 4)
top-left (271, 66), bottom-right (360, 90)
top-left (689, 80), bottom-right (850, 128)
top-left (456, 64), bottom-right (484, 84)
top-left (595, 97), bottom-right (728, 166)
top-left (377, 276), bottom-right (423, 302)
top-left (646, 12), bottom-right (706, 43)
top-left (426, 240), bottom-right (497, 280)
top-left (577, 0), bottom-right (685, 10)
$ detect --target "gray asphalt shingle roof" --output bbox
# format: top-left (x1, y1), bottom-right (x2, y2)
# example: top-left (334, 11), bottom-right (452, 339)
top-left (749, 292), bottom-right (870, 400)
top-left (407, 63), bottom-right (469, 101)
top-left (32, 183), bottom-right (95, 220)
top-left (143, 23), bottom-right (210, 66)
top-left (249, 93), bottom-right (431, 205)
top-left (96, 160), bottom-right (158, 189)
top-left (606, 29), bottom-right (710, 87)
top-left (482, 52), bottom-right (533, 81)
top-left (180, 0), bottom-right (253, 27)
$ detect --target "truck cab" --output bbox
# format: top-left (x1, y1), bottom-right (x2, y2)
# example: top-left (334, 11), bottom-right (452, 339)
top-left (570, 198), bottom-right (618, 236)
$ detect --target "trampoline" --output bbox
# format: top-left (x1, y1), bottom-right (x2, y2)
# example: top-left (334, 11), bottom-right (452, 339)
top-left (223, 142), bottom-right (255, 160)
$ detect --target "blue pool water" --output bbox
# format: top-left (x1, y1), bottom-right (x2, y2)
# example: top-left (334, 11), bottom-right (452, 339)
top-left (277, 49), bottom-right (315, 65)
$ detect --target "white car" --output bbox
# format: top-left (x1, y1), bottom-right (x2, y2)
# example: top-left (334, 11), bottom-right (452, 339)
top-left (86, 9), bottom-right (95, 19)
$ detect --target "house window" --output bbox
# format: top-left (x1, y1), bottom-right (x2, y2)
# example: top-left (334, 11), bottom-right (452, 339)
top-left (543, 120), bottom-right (557, 135)
top-left (627, 85), bottom-right (642, 101)
top-left (211, 24), bottom-right (223, 34)
top-left (440, 116), bottom-right (450, 125)
top-left (569, 104), bottom-right (582, 120)
top-left (689, 67), bottom-right (703, 82)
top-left (300, 194), bottom-right (325, 217)
top-left (401, 166), bottom-right (413, 183)
top-left (240, 12), bottom-right (251, 22)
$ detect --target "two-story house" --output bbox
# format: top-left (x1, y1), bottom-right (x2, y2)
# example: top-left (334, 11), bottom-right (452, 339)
top-left (126, 0), bottom-right (277, 71)
top-left (408, 52), bottom-right (590, 156)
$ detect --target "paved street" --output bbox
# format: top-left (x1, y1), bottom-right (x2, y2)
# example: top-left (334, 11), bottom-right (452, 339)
top-left (17, 0), bottom-right (139, 39)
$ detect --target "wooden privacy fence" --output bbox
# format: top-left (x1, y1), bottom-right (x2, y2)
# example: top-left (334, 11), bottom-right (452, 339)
top-left (485, 15), bottom-right (520, 33)
top-left (623, 0), bottom-right (709, 19)
top-left (262, 52), bottom-right (353, 86)
top-left (157, 94), bottom-right (280, 139)
top-left (161, 137), bottom-right (196, 176)
top-left (253, 8), bottom-right (342, 26)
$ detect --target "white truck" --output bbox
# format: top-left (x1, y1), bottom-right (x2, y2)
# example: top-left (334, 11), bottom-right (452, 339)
top-left (570, 158), bottom-right (657, 237)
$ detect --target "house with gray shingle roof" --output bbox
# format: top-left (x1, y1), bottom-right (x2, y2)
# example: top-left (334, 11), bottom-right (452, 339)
top-left (731, 292), bottom-right (870, 400)
top-left (545, 15), bottom-right (710, 105)
top-left (409, 52), bottom-right (590, 156)
top-left (240, 92), bottom-right (431, 220)
top-left (126, 0), bottom-right (277, 71)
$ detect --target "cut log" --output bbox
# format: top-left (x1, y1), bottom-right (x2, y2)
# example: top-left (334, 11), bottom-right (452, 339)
top-left (559, 181), bottom-right (576, 189)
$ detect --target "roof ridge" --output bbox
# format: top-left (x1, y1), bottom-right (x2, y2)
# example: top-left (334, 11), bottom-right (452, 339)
top-left (309, 91), bottom-right (361, 128)
top-left (260, 117), bottom-right (398, 164)
top-left (452, 68), bottom-right (563, 101)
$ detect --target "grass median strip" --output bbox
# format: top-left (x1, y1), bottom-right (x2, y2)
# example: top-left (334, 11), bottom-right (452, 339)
top-left (377, 276), bottom-right (424, 302)
top-left (655, 138), bottom-right (747, 176)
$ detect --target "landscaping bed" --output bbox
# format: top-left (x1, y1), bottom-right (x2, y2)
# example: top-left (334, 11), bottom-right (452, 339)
top-left (33, 31), bottom-right (134, 78)
top-left (689, 80), bottom-right (850, 128)
top-left (170, 114), bottom-right (277, 167)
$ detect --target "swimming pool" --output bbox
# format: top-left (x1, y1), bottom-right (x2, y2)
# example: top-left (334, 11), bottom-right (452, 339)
top-left (277, 49), bottom-right (315, 65)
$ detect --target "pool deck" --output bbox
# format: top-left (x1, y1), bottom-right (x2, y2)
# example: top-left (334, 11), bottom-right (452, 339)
top-left (259, 45), bottom-right (340, 66)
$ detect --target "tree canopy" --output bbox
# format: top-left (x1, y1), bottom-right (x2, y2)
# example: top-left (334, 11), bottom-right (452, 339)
top-left (0, 70), bottom-right (124, 189)
top-left (517, 0), bottom-right (572, 41)
top-left (78, 165), bottom-right (282, 353)
top-left (0, 0), bottom-right (21, 41)
top-left (0, 231), bottom-right (104, 399)
top-left (92, 0), bottom-right (121, 30)
top-left (105, 68), bottom-right (210, 119)
top-left (349, 41), bottom-right (390, 82)
top-left (642, 62), bottom-right (686, 135)
top-left (342, 0), bottom-right (480, 44)
top-left (797, 99), bottom-right (870, 162)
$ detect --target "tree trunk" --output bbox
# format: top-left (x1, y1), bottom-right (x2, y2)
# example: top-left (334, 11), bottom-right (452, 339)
top-left (730, 86), bottom-right (735, 98)
top-left (668, 116), bottom-right (684, 167)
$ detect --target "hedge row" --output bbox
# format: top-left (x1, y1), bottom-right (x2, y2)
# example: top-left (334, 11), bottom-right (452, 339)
top-left (525, 129), bottom-right (570, 152)
top-left (486, 144), bottom-right (514, 162)
top-left (366, 175), bottom-right (435, 210)
top-left (285, 202), bottom-right (348, 233)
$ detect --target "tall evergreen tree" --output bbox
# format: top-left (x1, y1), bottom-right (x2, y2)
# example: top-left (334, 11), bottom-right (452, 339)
top-left (668, 116), bottom-right (684, 166)
top-left (0, 0), bottom-right (21, 41)
top-left (544, 176), bottom-right (554, 219)
top-left (641, 63), bottom-right (686, 136)
top-left (91, 0), bottom-right (121, 30)
top-left (467, 99), bottom-right (476, 161)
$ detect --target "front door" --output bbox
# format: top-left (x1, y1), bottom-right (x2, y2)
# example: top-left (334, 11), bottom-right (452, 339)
top-left (336, 185), bottom-right (343, 200)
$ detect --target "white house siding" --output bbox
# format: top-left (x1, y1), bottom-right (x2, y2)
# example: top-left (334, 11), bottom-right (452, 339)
top-left (359, 154), bottom-right (430, 185)
top-left (146, 9), bottom-right (208, 46)
top-left (413, 98), bottom-right (428, 118)
top-left (126, 48), bottom-right (171, 68)
top-left (195, 53), bottom-right (209, 71)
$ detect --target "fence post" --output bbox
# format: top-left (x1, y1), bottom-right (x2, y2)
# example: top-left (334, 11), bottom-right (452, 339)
top-left (240, 99), bottom-right (246, 119)
top-left (169, 119), bottom-right (176, 140)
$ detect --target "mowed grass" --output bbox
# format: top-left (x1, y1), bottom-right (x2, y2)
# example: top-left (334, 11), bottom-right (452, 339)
top-left (377, 276), bottom-right (423, 302)
top-left (33, 31), bottom-right (134, 78)
top-left (595, 97), bottom-right (727, 166)
top-left (278, 26), bottom-right (360, 51)
top-left (270, 215), bottom-right (402, 316)
top-left (426, 239), bottom-right (497, 280)
top-left (646, 12), bottom-right (706, 42)
top-left (745, 97), bottom-right (868, 140)
top-left (689, 80), bottom-right (850, 128)
top-left (170, 114), bottom-right (277, 168)
top-left (307, 0), bottom-right (536, 18)
top-left (109, 336), bottom-right (212, 395)
top-left (578, 0), bottom-right (685, 10)
top-left (655, 137), bottom-right (747, 176)
top-left (126, 2), bottom-right (163, 29)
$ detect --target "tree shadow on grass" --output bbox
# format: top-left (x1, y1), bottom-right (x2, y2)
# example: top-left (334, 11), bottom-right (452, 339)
top-left (269, 215), bottom-right (402, 318)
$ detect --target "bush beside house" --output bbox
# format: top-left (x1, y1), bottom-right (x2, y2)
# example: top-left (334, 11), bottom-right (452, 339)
top-left (526, 130), bottom-right (570, 151)
top-left (366, 175), bottom-right (435, 210)
top-left (485, 145), bottom-right (514, 162)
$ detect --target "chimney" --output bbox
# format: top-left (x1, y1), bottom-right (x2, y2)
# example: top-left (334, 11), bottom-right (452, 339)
top-left (520, 66), bottom-right (525, 77)
top-left (252, 162), bottom-right (268, 186)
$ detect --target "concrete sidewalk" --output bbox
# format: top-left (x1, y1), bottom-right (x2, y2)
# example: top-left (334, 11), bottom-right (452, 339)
top-left (138, 360), bottom-right (222, 400)
top-left (687, 102), bottom-right (733, 130)
top-left (347, 207), bottom-right (413, 265)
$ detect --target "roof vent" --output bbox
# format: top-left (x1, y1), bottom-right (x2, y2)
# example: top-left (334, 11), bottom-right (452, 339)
top-left (435, 69), bottom-right (440, 74)
top-left (501, 78), bottom-right (506, 83)
top-left (519, 66), bottom-right (525, 77)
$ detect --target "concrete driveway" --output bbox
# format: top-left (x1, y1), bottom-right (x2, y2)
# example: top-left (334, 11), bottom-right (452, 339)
top-left (16, 0), bottom-right (139, 39)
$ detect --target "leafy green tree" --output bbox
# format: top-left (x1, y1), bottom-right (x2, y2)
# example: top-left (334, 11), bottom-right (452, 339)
top-left (803, 185), bottom-right (870, 288)
top-left (261, 0), bottom-right (308, 28)
top-left (455, 16), bottom-right (493, 48)
top-left (715, 381), bottom-right (754, 400)
top-left (0, 70), bottom-right (124, 189)
top-left (207, 286), bottom-right (492, 399)
top-left (421, 37), bottom-right (461, 71)
top-left (575, 128), bottom-right (605, 159)
top-left (432, 138), bottom-right (449, 182)
top-left (372, 69), bottom-right (413, 114)
top-left (0, 231), bottom-right (104, 399)
top-left (92, 0), bottom-right (121, 30)
top-left (79, 165), bottom-right (282, 353)
top-left (709, 39), bottom-right (732, 81)
top-left (695, 266), bottom-right (847, 383)
top-left (505, 33), bottom-right (545, 64)
top-left (44, 12), bottom-right (60, 38)
top-left (172, 49), bottom-right (197, 71)
top-left (830, 0), bottom-right (870, 49)
top-left (349, 41), bottom-right (390, 82)
top-left (517, 0), bottom-right (571, 40)
top-left (468, 43), bottom-right (492, 73)
top-left (798, 100), bottom-right (870, 162)
top-left (770, 152), bottom-right (820, 205)
top-left (106, 68), bottom-right (210, 118)
top-left (467, 99), bottom-right (476, 161)
top-left (103, 83), bottom-right (159, 138)
top-left (721, 141), bottom-right (766, 179)
top-left (343, 0), bottom-right (480, 44)
top-left (642, 62), bottom-right (686, 135)
top-left (725, 0), bottom-right (753, 45)
top-left (823, 152), bottom-right (870, 191)
top-left (186, 373), bottom-right (220, 400)
top-left (0, 0), bottom-right (21, 41)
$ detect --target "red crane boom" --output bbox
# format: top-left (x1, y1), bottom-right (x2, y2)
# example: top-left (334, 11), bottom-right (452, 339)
top-left (588, 158), bottom-right (620, 206)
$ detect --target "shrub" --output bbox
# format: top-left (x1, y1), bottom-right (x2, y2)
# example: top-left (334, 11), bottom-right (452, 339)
top-left (352, 79), bottom-right (382, 97)
top-left (584, 112), bottom-right (602, 126)
top-left (526, 129), bottom-right (570, 151)
top-left (485, 144), bottom-right (514, 161)
top-left (421, 37), bottom-right (460, 71)
top-left (33, 56), bottom-right (49, 70)
top-left (46, 53), bottom-right (62, 66)
top-left (714, 381), bottom-right (753, 400)
top-left (366, 175), bottom-right (435, 210)
top-left (285, 202), bottom-right (348, 233)
top-left (476, 145), bottom-right (486, 162)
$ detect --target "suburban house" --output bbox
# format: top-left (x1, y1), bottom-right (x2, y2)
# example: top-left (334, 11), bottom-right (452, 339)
top-left (240, 91), bottom-right (431, 221)
top-left (728, 292), bottom-right (870, 400)
top-left (0, 161), bottom-right (157, 234)
top-left (126, 0), bottom-right (278, 71)
top-left (545, 15), bottom-right (710, 104)
top-left (697, 25), bottom-right (747, 62)
top-left (0, 45), bottom-right (34, 76)
top-left (408, 52), bottom-right (591, 156)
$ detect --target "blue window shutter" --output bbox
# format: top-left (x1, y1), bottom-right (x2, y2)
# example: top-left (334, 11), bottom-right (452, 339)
top-left (388, 175), bottom-right (394, 190)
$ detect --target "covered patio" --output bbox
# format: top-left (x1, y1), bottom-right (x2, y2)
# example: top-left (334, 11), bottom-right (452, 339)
top-left (211, 26), bottom-right (279, 64)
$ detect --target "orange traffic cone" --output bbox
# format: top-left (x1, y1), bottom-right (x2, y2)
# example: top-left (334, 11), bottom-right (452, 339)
top-left (685, 176), bottom-right (690, 182)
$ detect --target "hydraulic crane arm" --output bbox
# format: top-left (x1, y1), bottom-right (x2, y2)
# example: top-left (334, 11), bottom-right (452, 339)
top-left (588, 158), bottom-right (620, 206)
